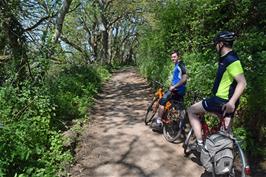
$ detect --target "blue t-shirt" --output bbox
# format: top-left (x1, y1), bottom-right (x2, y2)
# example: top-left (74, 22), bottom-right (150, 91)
top-left (172, 61), bottom-right (186, 94)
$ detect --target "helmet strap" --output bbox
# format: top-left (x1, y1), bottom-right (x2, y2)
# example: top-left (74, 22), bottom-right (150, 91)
top-left (218, 43), bottom-right (224, 56)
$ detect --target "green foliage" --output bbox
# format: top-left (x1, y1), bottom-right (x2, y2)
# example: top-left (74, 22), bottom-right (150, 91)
top-left (0, 64), bottom-right (110, 176)
top-left (0, 84), bottom-right (70, 176)
top-left (182, 52), bottom-right (216, 97)
top-left (233, 127), bottom-right (250, 151)
top-left (48, 65), bottom-right (110, 130)
top-left (137, 0), bottom-right (266, 158)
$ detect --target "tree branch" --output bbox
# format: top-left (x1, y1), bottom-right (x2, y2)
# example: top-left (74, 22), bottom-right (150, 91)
top-left (60, 35), bottom-right (91, 62)
top-left (60, 35), bottom-right (84, 53)
top-left (107, 15), bottom-right (124, 29)
top-left (24, 14), bottom-right (57, 31)
top-left (53, 0), bottom-right (72, 43)
top-left (69, 2), bottom-right (81, 13)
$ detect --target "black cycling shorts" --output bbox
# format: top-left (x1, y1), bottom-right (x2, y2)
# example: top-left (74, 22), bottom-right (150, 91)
top-left (159, 90), bottom-right (184, 106)
top-left (202, 96), bottom-right (239, 117)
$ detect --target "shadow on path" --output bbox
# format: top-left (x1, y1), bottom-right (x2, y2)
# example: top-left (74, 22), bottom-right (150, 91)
top-left (68, 67), bottom-right (208, 177)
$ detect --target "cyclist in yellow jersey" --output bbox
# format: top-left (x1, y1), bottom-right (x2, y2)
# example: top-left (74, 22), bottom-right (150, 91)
top-left (187, 31), bottom-right (247, 152)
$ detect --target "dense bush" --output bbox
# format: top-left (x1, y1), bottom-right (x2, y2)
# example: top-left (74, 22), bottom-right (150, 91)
top-left (48, 65), bottom-right (110, 130)
top-left (0, 65), bottom-right (110, 176)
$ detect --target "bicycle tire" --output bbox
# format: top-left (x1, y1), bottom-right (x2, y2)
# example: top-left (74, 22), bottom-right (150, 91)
top-left (163, 108), bottom-right (184, 142)
top-left (209, 138), bottom-right (250, 177)
top-left (144, 98), bottom-right (158, 125)
top-left (227, 140), bottom-right (250, 177)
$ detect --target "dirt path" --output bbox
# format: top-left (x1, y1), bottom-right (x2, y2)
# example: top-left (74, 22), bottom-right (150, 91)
top-left (67, 67), bottom-right (212, 177)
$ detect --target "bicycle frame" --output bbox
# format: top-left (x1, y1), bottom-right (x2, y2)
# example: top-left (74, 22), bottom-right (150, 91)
top-left (182, 91), bottom-right (251, 176)
top-left (151, 86), bottom-right (172, 114)
top-left (200, 115), bottom-right (226, 139)
top-left (184, 115), bottom-right (251, 177)
top-left (145, 85), bottom-right (185, 142)
top-left (145, 81), bottom-right (178, 126)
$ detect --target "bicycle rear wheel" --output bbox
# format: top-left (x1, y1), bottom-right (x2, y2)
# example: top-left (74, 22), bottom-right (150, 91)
top-left (163, 108), bottom-right (185, 142)
top-left (227, 140), bottom-right (250, 177)
top-left (216, 139), bottom-right (250, 177)
top-left (144, 98), bottom-right (158, 125)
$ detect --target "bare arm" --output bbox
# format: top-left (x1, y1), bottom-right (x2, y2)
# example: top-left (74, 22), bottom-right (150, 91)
top-left (229, 73), bottom-right (247, 104)
top-left (223, 73), bottom-right (246, 114)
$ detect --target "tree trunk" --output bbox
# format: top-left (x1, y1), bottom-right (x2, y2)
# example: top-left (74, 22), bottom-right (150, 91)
top-left (3, 16), bottom-right (28, 84)
top-left (108, 29), bottom-right (113, 64)
top-left (102, 29), bottom-right (109, 63)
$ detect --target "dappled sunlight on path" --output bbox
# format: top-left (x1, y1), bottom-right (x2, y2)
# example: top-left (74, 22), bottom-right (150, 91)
top-left (68, 67), bottom-right (206, 177)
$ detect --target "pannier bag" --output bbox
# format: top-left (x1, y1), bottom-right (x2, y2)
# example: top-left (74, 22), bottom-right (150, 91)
top-left (200, 131), bottom-right (234, 175)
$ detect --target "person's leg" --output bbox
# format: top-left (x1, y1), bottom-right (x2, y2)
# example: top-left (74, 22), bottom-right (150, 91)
top-left (157, 105), bottom-right (164, 119)
top-left (199, 96), bottom-right (235, 134)
top-left (152, 90), bottom-right (171, 129)
top-left (187, 101), bottom-right (206, 143)
top-left (151, 104), bottom-right (164, 128)
top-left (157, 90), bottom-right (172, 120)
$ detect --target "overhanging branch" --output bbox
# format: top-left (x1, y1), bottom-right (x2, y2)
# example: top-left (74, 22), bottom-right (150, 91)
top-left (24, 14), bottom-right (57, 31)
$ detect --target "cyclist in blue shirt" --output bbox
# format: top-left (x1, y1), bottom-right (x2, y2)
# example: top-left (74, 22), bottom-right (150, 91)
top-left (187, 31), bottom-right (247, 152)
top-left (152, 50), bottom-right (187, 130)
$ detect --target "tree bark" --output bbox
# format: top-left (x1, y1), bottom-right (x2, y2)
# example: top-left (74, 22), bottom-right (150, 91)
top-left (3, 15), bottom-right (29, 84)
top-left (53, 0), bottom-right (72, 43)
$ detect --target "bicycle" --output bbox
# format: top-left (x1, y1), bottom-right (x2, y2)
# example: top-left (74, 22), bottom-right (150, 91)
top-left (144, 81), bottom-right (186, 142)
top-left (183, 113), bottom-right (251, 177)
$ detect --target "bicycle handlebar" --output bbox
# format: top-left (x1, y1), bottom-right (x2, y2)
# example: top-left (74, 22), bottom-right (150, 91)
top-left (152, 80), bottom-right (165, 89)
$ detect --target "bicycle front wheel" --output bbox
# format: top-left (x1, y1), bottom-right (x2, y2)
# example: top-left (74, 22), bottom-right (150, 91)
top-left (163, 108), bottom-right (185, 142)
top-left (144, 98), bottom-right (158, 125)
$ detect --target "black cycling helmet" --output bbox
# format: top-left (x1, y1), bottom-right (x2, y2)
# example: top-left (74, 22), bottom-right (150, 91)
top-left (213, 31), bottom-right (235, 45)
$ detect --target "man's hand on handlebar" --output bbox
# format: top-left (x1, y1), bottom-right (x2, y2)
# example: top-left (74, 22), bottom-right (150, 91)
top-left (169, 86), bottom-right (175, 91)
top-left (222, 101), bottom-right (235, 117)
